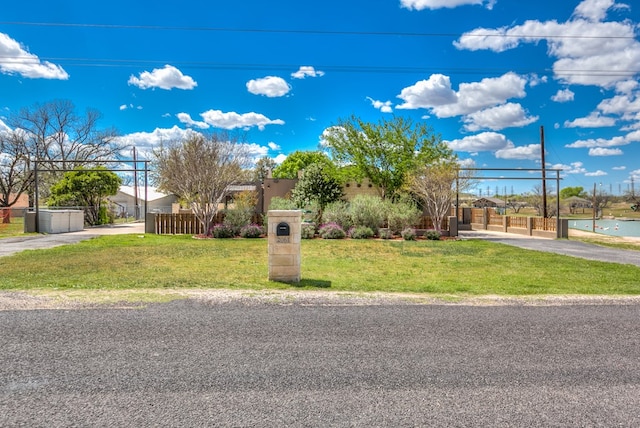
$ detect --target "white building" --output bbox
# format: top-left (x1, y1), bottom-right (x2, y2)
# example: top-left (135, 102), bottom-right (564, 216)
top-left (109, 186), bottom-right (178, 218)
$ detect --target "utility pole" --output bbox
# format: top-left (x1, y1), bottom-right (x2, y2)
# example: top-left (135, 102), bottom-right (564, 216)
top-left (133, 147), bottom-right (139, 220)
top-left (540, 126), bottom-right (547, 218)
top-left (592, 182), bottom-right (596, 233)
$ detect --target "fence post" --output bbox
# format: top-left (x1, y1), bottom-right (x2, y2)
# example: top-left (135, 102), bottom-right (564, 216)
top-left (483, 208), bottom-right (489, 230)
top-left (503, 216), bottom-right (508, 232)
top-left (448, 216), bottom-right (458, 237)
top-left (527, 217), bottom-right (533, 236)
top-left (145, 212), bottom-right (156, 233)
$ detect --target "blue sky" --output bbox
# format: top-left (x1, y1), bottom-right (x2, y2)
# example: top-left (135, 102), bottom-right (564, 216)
top-left (1, 0), bottom-right (639, 195)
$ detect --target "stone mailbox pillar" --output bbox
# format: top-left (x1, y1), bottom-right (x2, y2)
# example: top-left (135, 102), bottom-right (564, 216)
top-left (267, 210), bottom-right (302, 283)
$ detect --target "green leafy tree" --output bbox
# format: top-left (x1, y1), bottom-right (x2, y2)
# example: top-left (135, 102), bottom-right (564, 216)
top-left (48, 166), bottom-right (122, 225)
top-left (291, 163), bottom-right (343, 225)
top-left (252, 156), bottom-right (277, 182)
top-left (272, 151), bottom-right (335, 179)
top-left (559, 186), bottom-right (586, 199)
top-left (322, 115), bottom-right (453, 200)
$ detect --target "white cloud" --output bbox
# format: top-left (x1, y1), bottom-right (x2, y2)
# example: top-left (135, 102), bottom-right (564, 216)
top-left (0, 118), bottom-right (10, 133)
top-left (120, 104), bottom-right (142, 111)
top-left (446, 132), bottom-right (511, 153)
top-left (548, 162), bottom-right (587, 174)
top-left (612, 165), bottom-right (626, 170)
top-left (274, 154), bottom-right (288, 164)
top-left (564, 112), bottom-right (616, 128)
top-left (291, 66), bottom-right (325, 79)
top-left (396, 74), bottom-right (457, 110)
top-left (114, 126), bottom-right (200, 154)
top-left (630, 169), bottom-right (640, 179)
top-left (457, 158), bottom-right (476, 168)
top-left (615, 80), bottom-right (638, 94)
top-left (0, 32), bottom-right (68, 79)
top-left (573, 0), bottom-right (618, 22)
top-left (597, 94), bottom-right (640, 118)
top-left (243, 143), bottom-right (270, 159)
top-left (454, 1), bottom-right (640, 87)
top-left (128, 65), bottom-right (197, 90)
top-left (366, 97), bottom-right (393, 113)
top-left (495, 143), bottom-right (541, 160)
top-left (551, 89), bottom-right (575, 103)
top-left (268, 142), bottom-right (281, 151)
top-left (246, 76), bottom-right (291, 97)
top-left (585, 170), bottom-right (608, 176)
top-left (176, 113), bottom-right (209, 129)
top-left (463, 103), bottom-right (538, 131)
top-left (565, 128), bottom-right (640, 148)
top-left (397, 72), bottom-right (528, 118)
top-left (199, 109), bottom-right (285, 131)
top-left (589, 147), bottom-right (623, 156)
top-left (400, 0), bottom-right (496, 10)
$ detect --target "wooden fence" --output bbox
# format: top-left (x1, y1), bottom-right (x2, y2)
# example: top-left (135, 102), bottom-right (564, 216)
top-left (152, 209), bottom-right (565, 238)
top-left (466, 207), bottom-right (564, 237)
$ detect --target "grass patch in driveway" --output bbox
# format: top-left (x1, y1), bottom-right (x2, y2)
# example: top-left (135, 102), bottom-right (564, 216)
top-left (1, 234), bottom-right (639, 296)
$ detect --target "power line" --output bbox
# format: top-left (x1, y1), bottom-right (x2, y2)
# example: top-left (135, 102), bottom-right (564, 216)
top-left (0, 21), bottom-right (637, 40)
top-left (1, 55), bottom-right (638, 77)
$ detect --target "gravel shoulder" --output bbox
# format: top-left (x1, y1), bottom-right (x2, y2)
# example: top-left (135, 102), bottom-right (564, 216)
top-left (2, 289), bottom-right (640, 311)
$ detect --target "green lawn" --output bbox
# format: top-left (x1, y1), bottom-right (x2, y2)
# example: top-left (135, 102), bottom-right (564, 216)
top-left (1, 235), bottom-right (639, 296)
top-left (0, 216), bottom-right (26, 238)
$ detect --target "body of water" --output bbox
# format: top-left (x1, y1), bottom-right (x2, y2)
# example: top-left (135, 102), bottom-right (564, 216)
top-left (569, 219), bottom-right (640, 238)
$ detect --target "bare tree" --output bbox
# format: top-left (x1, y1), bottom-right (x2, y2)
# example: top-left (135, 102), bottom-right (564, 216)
top-left (153, 133), bottom-right (251, 235)
top-left (408, 161), bottom-right (475, 232)
top-left (2, 100), bottom-right (124, 207)
top-left (0, 130), bottom-right (31, 207)
top-left (525, 185), bottom-right (558, 217)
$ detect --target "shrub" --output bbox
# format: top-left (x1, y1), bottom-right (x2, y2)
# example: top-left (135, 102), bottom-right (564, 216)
top-left (301, 223), bottom-right (316, 239)
top-left (319, 222), bottom-right (346, 239)
top-left (401, 227), bottom-right (417, 241)
top-left (349, 194), bottom-right (386, 231)
top-left (386, 200), bottom-right (421, 234)
top-left (223, 208), bottom-right (253, 235)
top-left (378, 228), bottom-right (394, 240)
top-left (212, 223), bottom-right (236, 238)
top-left (240, 224), bottom-right (264, 238)
top-left (323, 200), bottom-right (353, 231)
top-left (348, 225), bottom-right (374, 239)
top-left (425, 230), bottom-right (441, 241)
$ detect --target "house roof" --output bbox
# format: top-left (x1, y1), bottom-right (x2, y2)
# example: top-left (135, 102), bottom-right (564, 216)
top-left (473, 197), bottom-right (507, 205)
top-left (563, 196), bottom-right (590, 203)
top-left (118, 186), bottom-right (174, 202)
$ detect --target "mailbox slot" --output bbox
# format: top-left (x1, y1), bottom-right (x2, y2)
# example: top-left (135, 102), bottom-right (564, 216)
top-left (276, 222), bottom-right (290, 236)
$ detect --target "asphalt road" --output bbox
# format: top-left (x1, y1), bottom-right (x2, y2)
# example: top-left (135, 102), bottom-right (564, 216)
top-left (2, 300), bottom-right (639, 427)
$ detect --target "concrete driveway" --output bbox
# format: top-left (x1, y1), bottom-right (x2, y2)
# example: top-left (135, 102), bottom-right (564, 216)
top-left (459, 230), bottom-right (640, 267)
top-left (0, 222), bottom-right (145, 258)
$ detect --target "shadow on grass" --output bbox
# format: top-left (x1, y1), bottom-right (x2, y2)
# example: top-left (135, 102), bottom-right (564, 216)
top-left (271, 278), bottom-right (332, 288)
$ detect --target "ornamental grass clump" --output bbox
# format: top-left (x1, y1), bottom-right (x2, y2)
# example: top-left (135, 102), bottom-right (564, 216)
top-left (349, 195), bottom-right (386, 231)
top-left (348, 225), bottom-right (375, 239)
top-left (301, 223), bottom-right (316, 239)
top-left (323, 201), bottom-right (353, 231)
top-left (319, 222), bottom-right (346, 239)
top-left (212, 224), bottom-right (236, 238)
top-left (401, 227), bottom-right (417, 241)
top-left (425, 230), bottom-right (441, 241)
top-left (240, 224), bottom-right (264, 238)
top-left (378, 228), bottom-right (394, 240)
